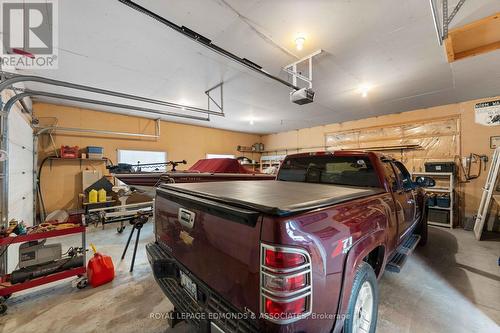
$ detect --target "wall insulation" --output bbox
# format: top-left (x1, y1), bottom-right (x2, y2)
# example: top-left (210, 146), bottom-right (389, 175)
top-left (324, 117), bottom-right (460, 172)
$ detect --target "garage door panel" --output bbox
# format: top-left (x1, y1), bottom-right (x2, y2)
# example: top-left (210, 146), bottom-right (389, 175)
top-left (8, 110), bottom-right (33, 148)
top-left (7, 174), bottom-right (32, 277)
top-left (8, 142), bottom-right (33, 174)
top-left (3, 85), bottom-right (33, 274)
top-left (9, 190), bottom-right (32, 224)
top-left (9, 139), bottom-right (34, 153)
top-left (7, 108), bottom-right (34, 228)
top-left (9, 175), bottom-right (32, 200)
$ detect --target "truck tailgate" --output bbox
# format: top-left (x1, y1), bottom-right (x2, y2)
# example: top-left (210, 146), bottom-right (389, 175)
top-left (155, 187), bottom-right (262, 315)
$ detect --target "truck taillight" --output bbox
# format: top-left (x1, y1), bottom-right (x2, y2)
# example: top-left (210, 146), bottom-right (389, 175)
top-left (262, 272), bottom-right (306, 292)
top-left (260, 243), bottom-right (312, 324)
top-left (264, 249), bottom-right (306, 268)
top-left (264, 297), bottom-right (306, 315)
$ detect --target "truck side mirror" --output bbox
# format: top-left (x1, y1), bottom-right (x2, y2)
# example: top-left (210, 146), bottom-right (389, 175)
top-left (415, 176), bottom-right (435, 188)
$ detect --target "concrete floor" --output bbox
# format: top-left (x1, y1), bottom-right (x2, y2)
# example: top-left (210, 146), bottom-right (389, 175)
top-left (0, 224), bottom-right (498, 333)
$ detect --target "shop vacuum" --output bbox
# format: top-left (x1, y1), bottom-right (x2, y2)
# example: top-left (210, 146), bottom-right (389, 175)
top-left (11, 240), bottom-right (84, 284)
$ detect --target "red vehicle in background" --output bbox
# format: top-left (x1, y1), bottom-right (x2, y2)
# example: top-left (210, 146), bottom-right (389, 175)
top-left (147, 151), bottom-right (434, 333)
top-left (113, 158), bottom-right (274, 193)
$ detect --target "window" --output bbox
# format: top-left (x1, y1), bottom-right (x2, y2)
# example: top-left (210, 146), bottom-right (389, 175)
top-left (277, 155), bottom-right (381, 188)
top-left (382, 162), bottom-right (399, 191)
top-left (392, 161), bottom-right (413, 191)
top-left (206, 154), bottom-right (235, 159)
top-left (117, 149), bottom-right (167, 171)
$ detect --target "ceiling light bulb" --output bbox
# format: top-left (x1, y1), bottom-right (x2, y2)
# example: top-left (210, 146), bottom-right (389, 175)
top-left (249, 119), bottom-right (255, 125)
top-left (358, 84), bottom-right (371, 98)
top-left (295, 36), bottom-right (305, 51)
top-left (178, 99), bottom-right (190, 110)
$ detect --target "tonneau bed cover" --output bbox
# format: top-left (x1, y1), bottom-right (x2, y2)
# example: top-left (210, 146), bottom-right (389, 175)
top-left (158, 180), bottom-right (384, 216)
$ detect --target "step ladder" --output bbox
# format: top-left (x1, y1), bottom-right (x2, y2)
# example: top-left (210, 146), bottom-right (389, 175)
top-left (386, 234), bottom-right (421, 273)
top-left (474, 147), bottom-right (500, 240)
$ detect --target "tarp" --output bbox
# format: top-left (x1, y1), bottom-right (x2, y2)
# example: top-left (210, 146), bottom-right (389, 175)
top-left (188, 158), bottom-right (254, 174)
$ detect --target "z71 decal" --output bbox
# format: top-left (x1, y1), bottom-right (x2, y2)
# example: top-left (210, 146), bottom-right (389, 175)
top-left (331, 236), bottom-right (353, 258)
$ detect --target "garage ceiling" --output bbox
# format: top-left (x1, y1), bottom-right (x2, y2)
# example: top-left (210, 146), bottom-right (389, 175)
top-left (16, 0), bottom-right (500, 134)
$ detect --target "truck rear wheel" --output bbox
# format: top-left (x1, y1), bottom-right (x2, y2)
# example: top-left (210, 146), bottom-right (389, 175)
top-left (344, 262), bottom-right (378, 333)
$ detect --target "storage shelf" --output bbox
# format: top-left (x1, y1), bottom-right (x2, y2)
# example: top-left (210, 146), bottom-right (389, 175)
top-left (413, 171), bottom-right (455, 228)
top-left (0, 267), bottom-right (86, 297)
top-left (48, 157), bottom-right (106, 161)
top-left (237, 145), bottom-right (263, 153)
top-left (428, 206), bottom-right (451, 211)
top-left (424, 188), bottom-right (452, 193)
top-left (260, 154), bottom-right (285, 173)
top-left (237, 149), bottom-right (263, 153)
top-left (82, 200), bottom-right (115, 206)
top-left (0, 225), bottom-right (85, 246)
top-left (428, 221), bottom-right (452, 228)
top-left (413, 172), bottom-right (453, 177)
top-left (0, 225), bottom-right (86, 299)
top-left (48, 157), bottom-right (109, 171)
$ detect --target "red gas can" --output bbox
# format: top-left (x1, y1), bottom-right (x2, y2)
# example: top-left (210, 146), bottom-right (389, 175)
top-left (87, 244), bottom-right (115, 288)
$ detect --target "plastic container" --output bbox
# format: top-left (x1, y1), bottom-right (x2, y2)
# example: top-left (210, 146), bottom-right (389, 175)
top-left (98, 189), bottom-right (107, 202)
top-left (45, 209), bottom-right (69, 223)
top-left (428, 208), bottom-right (449, 224)
top-left (436, 195), bottom-right (451, 208)
top-left (88, 153), bottom-right (104, 159)
top-left (87, 146), bottom-right (103, 154)
top-left (426, 194), bottom-right (436, 207)
top-left (424, 162), bottom-right (456, 174)
top-left (89, 189), bottom-right (98, 203)
top-left (87, 244), bottom-right (115, 288)
top-left (87, 147), bottom-right (104, 160)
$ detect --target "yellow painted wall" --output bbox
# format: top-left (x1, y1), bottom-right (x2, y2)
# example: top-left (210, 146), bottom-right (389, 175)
top-left (34, 103), bottom-right (261, 213)
top-left (34, 96), bottom-right (500, 226)
top-left (262, 96), bottom-right (500, 225)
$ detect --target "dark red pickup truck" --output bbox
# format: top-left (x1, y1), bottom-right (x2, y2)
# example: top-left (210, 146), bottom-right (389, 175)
top-left (147, 151), bottom-right (434, 333)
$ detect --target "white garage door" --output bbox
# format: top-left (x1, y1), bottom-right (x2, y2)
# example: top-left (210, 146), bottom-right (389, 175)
top-left (7, 107), bottom-right (33, 272)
